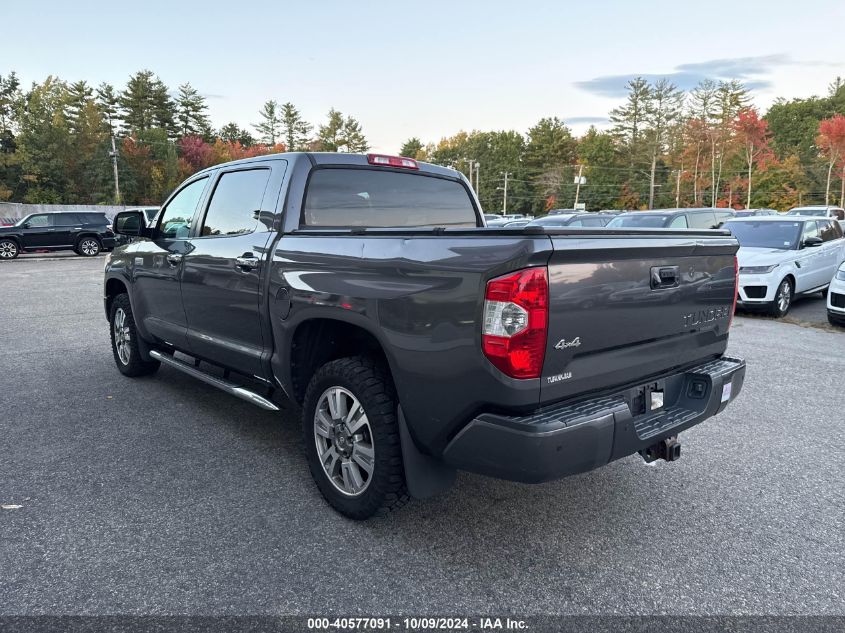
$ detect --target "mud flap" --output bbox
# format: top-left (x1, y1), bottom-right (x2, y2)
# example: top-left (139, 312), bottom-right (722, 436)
top-left (398, 406), bottom-right (456, 499)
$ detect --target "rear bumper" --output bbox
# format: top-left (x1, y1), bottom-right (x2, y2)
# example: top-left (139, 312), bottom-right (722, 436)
top-left (442, 356), bottom-right (746, 483)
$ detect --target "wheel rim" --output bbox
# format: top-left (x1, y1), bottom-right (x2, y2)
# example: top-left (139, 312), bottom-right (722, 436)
top-left (314, 386), bottom-right (375, 497)
top-left (113, 307), bottom-right (131, 365)
top-left (81, 239), bottom-right (98, 255)
top-left (778, 280), bottom-right (791, 312)
top-left (0, 241), bottom-right (17, 258)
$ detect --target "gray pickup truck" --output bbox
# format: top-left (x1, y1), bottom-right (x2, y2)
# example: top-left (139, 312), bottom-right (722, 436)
top-left (105, 152), bottom-right (745, 519)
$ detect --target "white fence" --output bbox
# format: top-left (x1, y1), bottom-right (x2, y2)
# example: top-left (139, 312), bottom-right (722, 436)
top-left (0, 203), bottom-right (129, 224)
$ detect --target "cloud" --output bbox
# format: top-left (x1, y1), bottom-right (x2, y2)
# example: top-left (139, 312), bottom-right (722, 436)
top-left (574, 54), bottom-right (833, 98)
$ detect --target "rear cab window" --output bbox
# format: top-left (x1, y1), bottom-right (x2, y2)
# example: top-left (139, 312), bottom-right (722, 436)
top-left (302, 168), bottom-right (478, 228)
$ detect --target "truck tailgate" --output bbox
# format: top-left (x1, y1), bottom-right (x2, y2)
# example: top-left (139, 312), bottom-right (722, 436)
top-left (540, 232), bottom-right (738, 403)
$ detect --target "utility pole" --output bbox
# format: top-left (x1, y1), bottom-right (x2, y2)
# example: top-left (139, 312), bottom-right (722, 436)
top-left (107, 113), bottom-right (121, 204)
top-left (573, 164), bottom-right (584, 208)
top-left (475, 162), bottom-right (481, 198)
top-left (675, 168), bottom-right (681, 207)
top-left (502, 172), bottom-right (509, 213)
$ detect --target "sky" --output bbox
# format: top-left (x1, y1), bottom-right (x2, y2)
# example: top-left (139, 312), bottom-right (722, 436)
top-left (3, 0), bottom-right (845, 152)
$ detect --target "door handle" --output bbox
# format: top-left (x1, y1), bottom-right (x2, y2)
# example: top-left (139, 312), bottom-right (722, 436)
top-left (650, 265), bottom-right (680, 289)
top-left (166, 253), bottom-right (183, 266)
top-left (235, 253), bottom-right (260, 270)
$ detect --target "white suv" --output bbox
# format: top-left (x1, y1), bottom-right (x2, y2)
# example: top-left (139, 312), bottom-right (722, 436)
top-left (827, 262), bottom-right (845, 327)
top-left (786, 206), bottom-right (845, 228)
top-left (723, 216), bottom-right (845, 317)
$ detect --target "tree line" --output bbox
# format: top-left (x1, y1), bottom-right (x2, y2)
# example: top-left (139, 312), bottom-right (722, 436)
top-left (0, 70), bottom-right (368, 205)
top-left (1, 68), bottom-right (844, 212)
top-left (401, 77), bottom-right (845, 214)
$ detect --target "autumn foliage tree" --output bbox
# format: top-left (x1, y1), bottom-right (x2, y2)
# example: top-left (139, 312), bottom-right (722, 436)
top-left (733, 108), bottom-right (772, 208)
top-left (816, 114), bottom-right (845, 204)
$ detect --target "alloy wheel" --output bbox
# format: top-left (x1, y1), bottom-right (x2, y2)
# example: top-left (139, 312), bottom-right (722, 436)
top-left (777, 280), bottom-right (791, 313)
top-left (0, 240), bottom-right (18, 259)
top-left (113, 307), bottom-right (131, 365)
top-left (314, 386), bottom-right (375, 496)
top-left (80, 239), bottom-right (99, 256)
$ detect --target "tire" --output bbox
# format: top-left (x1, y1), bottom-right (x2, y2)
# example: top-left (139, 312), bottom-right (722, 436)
top-left (0, 239), bottom-right (20, 260)
top-left (768, 277), bottom-right (793, 318)
top-left (109, 293), bottom-right (160, 377)
top-left (829, 312), bottom-right (845, 328)
top-left (77, 236), bottom-right (101, 257)
top-left (302, 356), bottom-right (409, 519)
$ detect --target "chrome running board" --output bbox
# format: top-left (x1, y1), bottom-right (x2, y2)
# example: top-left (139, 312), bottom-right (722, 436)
top-left (149, 350), bottom-right (279, 411)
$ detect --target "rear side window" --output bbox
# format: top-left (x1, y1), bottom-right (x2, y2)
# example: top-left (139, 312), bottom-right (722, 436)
top-left (200, 169), bottom-right (271, 237)
top-left (303, 169), bottom-right (478, 228)
top-left (687, 211), bottom-right (717, 229)
top-left (580, 217), bottom-right (605, 227)
top-left (715, 211), bottom-right (734, 225)
top-left (52, 214), bottom-right (77, 226)
top-left (669, 215), bottom-right (688, 228)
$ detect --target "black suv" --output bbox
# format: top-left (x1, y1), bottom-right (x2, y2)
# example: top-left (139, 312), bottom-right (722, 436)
top-left (0, 211), bottom-right (115, 260)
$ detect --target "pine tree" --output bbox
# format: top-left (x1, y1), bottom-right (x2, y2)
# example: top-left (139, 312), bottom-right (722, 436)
top-left (119, 70), bottom-right (175, 136)
top-left (280, 102), bottom-right (311, 151)
top-left (610, 77), bottom-right (651, 166)
top-left (341, 114), bottom-right (368, 153)
top-left (150, 77), bottom-right (176, 137)
top-left (644, 79), bottom-right (683, 209)
top-left (0, 72), bottom-right (20, 131)
top-left (400, 137), bottom-right (424, 159)
top-left (65, 80), bottom-right (93, 134)
top-left (119, 70), bottom-right (157, 134)
top-left (253, 100), bottom-right (281, 145)
top-left (317, 108), bottom-right (368, 152)
top-left (96, 82), bottom-right (120, 133)
top-left (175, 83), bottom-right (210, 138)
top-left (218, 122), bottom-right (255, 146)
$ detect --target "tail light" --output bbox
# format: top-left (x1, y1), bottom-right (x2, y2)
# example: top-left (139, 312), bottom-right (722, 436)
top-left (729, 255), bottom-right (738, 329)
top-left (482, 267), bottom-right (548, 379)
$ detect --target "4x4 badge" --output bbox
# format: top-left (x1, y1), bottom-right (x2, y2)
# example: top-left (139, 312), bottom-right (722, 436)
top-left (554, 337), bottom-right (581, 350)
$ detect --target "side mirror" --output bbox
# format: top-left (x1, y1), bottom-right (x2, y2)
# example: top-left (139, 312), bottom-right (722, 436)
top-left (802, 236), bottom-right (823, 248)
top-left (22, 222), bottom-right (31, 229)
top-left (113, 211), bottom-right (147, 237)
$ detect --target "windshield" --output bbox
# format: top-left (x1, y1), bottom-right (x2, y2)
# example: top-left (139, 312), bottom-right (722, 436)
top-left (787, 209), bottom-right (825, 217)
top-left (14, 215), bottom-right (31, 227)
top-left (529, 215), bottom-right (574, 226)
top-left (606, 214), bottom-right (669, 228)
top-left (723, 220), bottom-right (802, 250)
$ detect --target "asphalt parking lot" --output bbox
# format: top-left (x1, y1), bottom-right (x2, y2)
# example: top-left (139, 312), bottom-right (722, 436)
top-left (1, 256), bottom-right (843, 616)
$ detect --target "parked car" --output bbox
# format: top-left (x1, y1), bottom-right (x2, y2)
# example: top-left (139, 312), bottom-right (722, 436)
top-left (547, 208), bottom-right (578, 216)
top-left (827, 262), bottom-right (845, 327)
top-left (723, 216), bottom-right (845, 317)
top-left (502, 219), bottom-right (531, 228)
top-left (786, 205), bottom-right (845, 221)
top-left (0, 211), bottom-right (115, 260)
top-left (733, 208), bottom-right (780, 217)
top-left (527, 213), bottom-right (615, 228)
top-left (105, 152), bottom-right (745, 519)
top-left (483, 214), bottom-right (501, 222)
top-left (606, 208), bottom-right (735, 229)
